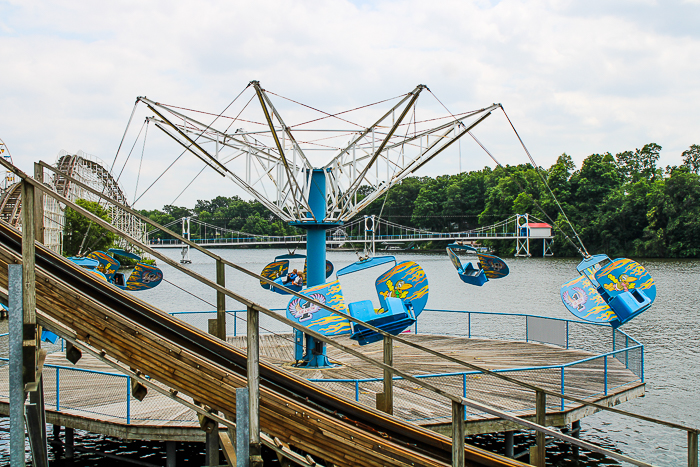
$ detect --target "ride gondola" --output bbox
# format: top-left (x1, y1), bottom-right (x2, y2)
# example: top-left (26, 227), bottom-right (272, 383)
top-left (259, 253), bottom-right (334, 295)
top-left (560, 254), bottom-right (655, 328)
top-left (446, 243), bottom-right (509, 286)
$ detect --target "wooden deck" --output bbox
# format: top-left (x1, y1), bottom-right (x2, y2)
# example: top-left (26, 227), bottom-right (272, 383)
top-left (0, 351), bottom-right (203, 440)
top-left (1, 333), bottom-right (643, 439)
top-left (229, 333), bottom-right (644, 435)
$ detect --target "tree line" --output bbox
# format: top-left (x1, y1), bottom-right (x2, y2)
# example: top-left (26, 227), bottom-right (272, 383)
top-left (135, 143), bottom-right (700, 258)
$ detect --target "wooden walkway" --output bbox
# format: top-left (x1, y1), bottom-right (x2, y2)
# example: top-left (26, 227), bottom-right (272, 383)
top-left (0, 334), bottom-right (643, 438)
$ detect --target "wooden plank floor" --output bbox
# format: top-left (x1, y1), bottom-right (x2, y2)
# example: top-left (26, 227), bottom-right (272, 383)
top-left (0, 333), bottom-right (642, 435)
top-left (229, 333), bottom-right (643, 431)
top-left (0, 352), bottom-right (199, 428)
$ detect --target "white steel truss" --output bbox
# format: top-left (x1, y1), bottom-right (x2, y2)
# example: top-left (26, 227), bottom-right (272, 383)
top-left (139, 82), bottom-right (499, 223)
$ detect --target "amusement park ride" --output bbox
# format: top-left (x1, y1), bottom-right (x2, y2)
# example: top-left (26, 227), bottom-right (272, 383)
top-left (131, 80), bottom-right (657, 368)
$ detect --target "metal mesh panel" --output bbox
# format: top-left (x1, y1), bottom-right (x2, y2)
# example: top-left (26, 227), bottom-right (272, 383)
top-left (470, 313), bottom-right (523, 341)
top-left (567, 321), bottom-right (612, 354)
top-left (48, 367), bottom-right (130, 420)
top-left (526, 316), bottom-right (566, 347)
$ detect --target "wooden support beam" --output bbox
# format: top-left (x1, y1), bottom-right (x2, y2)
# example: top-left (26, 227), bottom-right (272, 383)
top-left (381, 335), bottom-right (393, 414)
top-left (205, 429), bottom-right (219, 467)
top-left (65, 427), bottom-right (74, 459)
top-left (25, 400), bottom-right (48, 467)
top-left (219, 431), bottom-right (237, 466)
top-left (21, 181), bottom-right (37, 390)
top-left (33, 163), bottom-right (44, 244)
top-left (216, 260), bottom-right (226, 340)
top-left (25, 348), bottom-right (47, 392)
top-left (504, 431), bottom-right (514, 459)
top-left (535, 390), bottom-right (546, 467)
top-left (690, 431), bottom-right (699, 467)
top-left (166, 441), bottom-right (177, 467)
top-left (452, 401), bottom-right (465, 467)
top-left (273, 438), bottom-right (294, 467)
top-left (236, 387), bottom-right (249, 467)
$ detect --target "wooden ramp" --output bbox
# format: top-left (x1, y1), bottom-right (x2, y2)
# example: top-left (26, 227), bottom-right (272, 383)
top-left (0, 220), bottom-right (527, 467)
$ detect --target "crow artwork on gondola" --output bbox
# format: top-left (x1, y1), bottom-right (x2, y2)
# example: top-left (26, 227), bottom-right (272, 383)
top-left (560, 255), bottom-right (656, 328)
top-left (446, 243), bottom-right (509, 286)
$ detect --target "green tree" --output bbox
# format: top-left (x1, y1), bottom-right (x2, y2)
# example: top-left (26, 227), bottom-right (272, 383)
top-left (411, 175), bottom-right (451, 231)
top-left (615, 143), bottom-right (662, 182)
top-left (681, 144), bottom-right (700, 174)
top-left (639, 170), bottom-right (700, 257)
top-left (444, 170), bottom-right (488, 230)
top-left (63, 199), bottom-right (117, 256)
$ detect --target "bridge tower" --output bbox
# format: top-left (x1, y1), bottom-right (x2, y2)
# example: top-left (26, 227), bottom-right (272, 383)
top-left (515, 213), bottom-right (531, 257)
top-left (141, 82), bottom-right (498, 367)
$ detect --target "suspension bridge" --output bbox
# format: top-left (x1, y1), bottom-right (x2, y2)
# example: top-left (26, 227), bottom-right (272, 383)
top-left (148, 213), bottom-right (554, 257)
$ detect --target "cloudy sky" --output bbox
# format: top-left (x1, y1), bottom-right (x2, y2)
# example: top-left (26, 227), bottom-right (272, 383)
top-left (1, 0), bottom-right (699, 210)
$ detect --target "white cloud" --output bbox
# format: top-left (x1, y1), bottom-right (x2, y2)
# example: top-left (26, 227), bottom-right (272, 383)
top-left (1, 0), bottom-right (699, 209)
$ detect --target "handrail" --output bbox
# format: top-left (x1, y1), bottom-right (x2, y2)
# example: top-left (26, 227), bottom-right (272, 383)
top-left (9, 160), bottom-right (697, 465)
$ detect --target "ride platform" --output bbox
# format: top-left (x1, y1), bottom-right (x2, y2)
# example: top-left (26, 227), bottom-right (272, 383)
top-left (1, 330), bottom-right (642, 443)
top-left (229, 333), bottom-right (644, 436)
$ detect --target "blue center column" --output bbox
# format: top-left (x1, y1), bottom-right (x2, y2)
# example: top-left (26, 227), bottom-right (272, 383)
top-left (292, 168), bottom-right (339, 368)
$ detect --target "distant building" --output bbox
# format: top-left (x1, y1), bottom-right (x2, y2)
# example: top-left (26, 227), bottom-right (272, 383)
top-left (523, 222), bottom-right (552, 238)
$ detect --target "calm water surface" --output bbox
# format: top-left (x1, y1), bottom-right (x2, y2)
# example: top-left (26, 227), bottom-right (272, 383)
top-left (2, 249), bottom-right (698, 466)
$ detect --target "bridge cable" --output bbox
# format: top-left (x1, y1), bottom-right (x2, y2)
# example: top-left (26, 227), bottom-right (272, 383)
top-left (428, 89), bottom-right (588, 257)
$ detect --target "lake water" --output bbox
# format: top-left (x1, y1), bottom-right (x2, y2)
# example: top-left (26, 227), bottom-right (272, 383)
top-left (2, 249), bottom-right (699, 466)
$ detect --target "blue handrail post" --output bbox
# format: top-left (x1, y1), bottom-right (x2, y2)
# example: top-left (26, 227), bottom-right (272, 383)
top-left (641, 346), bottom-right (645, 382)
top-left (126, 376), bottom-right (131, 424)
top-left (625, 335), bottom-right (629, 369)
top-left (560, 367), bottom-right (565, 411)
top-left (604, 357), bottom-right (608, 396)
top-left (355, 381), bottom-right (359, 402)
